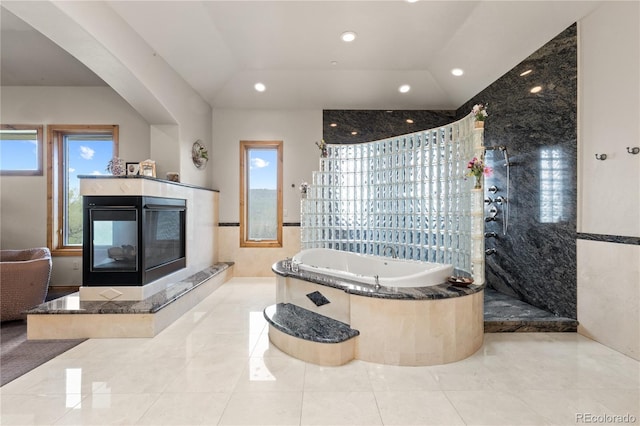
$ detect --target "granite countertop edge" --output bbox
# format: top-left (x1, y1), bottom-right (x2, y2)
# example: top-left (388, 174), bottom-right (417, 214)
top-left (272, 261), bottom-right (484, 300)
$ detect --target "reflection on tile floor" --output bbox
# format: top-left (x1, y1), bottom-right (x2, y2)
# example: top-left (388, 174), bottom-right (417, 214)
top-left (2, 277), bottom-right (638, 425)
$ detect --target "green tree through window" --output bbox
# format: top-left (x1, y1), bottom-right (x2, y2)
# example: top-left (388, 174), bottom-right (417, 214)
top-left (48, 125), bottom-right (118, 255)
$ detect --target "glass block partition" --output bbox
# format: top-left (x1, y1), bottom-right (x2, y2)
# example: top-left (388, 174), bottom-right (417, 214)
top-left (301, 114), bottom-right (485, 284)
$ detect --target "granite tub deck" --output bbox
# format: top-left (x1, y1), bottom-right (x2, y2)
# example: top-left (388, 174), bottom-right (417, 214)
top-left (484, 288), bottom-right (578, 332)
top-left (26, 263), bottom-right (233, 339)
top-left (267, 261), bottom-right (485, 366)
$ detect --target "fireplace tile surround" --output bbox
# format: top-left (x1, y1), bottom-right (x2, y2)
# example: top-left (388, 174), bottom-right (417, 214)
top-left (23, 176), bottom-right (227, 338)
top-left (78, 175), bottom-right (219, 301)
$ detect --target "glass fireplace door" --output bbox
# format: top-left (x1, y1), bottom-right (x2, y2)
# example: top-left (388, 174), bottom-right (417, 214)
top-left (144, 208), bottom-right (184, 269)
top-left (90, 208), bottom-right (138, 272)
top-left (83, 195), bottom-right (185, 286)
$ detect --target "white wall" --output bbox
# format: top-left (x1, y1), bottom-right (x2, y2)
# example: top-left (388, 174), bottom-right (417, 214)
top-left (579, 2), bottom-right (640, 238)
top-left (577, 2), bottom-right (640, 360)
top-left (212, 109), bottom-right (321, 274)
top-left (0, 86), bottom-right (151, 286)
top-left (3, 1), bottom-right (213, 188)
top-left (212, 109), bottom-right (322, 223)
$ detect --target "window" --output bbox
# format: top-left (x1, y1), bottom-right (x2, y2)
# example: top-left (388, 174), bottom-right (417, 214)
top-left (540, 147), bottom-right (568, 223)
top-left (0, 125), bottom-right (43, 175)
top-left (239, 141), bottom-right (283, 247)
top-left (48, 125), bottom-right (118, 255)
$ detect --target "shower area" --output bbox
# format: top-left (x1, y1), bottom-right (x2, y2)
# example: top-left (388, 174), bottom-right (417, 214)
top-left (302, 114), bottom-right (486, 284)
top-left (318, 23), bottom-right (579, 332)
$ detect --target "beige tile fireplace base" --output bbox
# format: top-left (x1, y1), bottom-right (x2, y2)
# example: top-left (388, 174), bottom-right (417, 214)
top-left (27, 265), bottom-right (233, 339)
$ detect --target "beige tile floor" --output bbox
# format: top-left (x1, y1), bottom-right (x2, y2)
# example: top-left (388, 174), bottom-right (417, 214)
top-left (1, 277), bottom-right (638, 425)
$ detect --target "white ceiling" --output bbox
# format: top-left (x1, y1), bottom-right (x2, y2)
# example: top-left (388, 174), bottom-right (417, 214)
top-left (1, 1), bottom-right (602, 110)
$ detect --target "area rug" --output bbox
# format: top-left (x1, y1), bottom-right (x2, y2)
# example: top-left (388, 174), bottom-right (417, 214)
top-left (0, 320), bottom-right (86, 386)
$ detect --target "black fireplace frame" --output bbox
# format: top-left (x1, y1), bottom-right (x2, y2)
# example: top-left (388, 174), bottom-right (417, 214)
top-left (82, 195), bottom-right (186, 286)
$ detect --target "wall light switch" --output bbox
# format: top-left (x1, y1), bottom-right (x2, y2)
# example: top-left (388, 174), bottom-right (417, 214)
top-left (73, 261), bottom-right (80, 270)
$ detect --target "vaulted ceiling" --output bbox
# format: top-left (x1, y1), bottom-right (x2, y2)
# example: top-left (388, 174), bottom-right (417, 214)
top-left (1, 1), bottom-right (602, 110)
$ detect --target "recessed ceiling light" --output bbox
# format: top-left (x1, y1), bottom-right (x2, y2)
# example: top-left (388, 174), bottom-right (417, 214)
top-left (254, 82), bottom-right (266, 92)
top-left (398, 84), bottom-right (411, 93)
top-left (530, 86), bottom-right (542, 93)
top-left (331, 61), bottom-right (338, 66)
top-left (451, 68), bottom-right (464, 76)
top-left (351, 131), bottom-right (358, 135)
top-left (406, 119), bottom-right (414, 124)
top-left (520, 69), bottom-right (533, 76)
top-left (406, 0), bottom-right (419, 3)
top-left (340, 31), bottom-right (357, 42)
top-left (330, 123), bottom-right (337, 127)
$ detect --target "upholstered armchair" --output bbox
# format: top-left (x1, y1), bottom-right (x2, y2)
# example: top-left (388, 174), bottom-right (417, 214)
top-left (0, 247), bottom-right (52, 321)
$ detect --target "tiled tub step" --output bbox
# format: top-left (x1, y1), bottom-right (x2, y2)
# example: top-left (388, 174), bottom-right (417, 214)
top-left (263, 303), bottom-right (359, 366)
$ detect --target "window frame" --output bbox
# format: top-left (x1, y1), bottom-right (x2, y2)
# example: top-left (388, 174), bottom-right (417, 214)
top-left (47, 124), bottom-right (119, 256)
top-left (239, 140), bottom-right (283, 248)
top-left (0, 124), bottom-right (44, 176)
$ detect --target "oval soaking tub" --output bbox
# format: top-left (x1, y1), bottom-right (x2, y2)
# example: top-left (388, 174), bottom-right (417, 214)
top-left (268, 248), bottom-right (484, 366)
top-left (292, 248), bottom-right (453, 287)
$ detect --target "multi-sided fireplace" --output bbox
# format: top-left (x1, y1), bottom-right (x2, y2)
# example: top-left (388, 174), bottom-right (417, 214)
top-left (82, 196), bottom-right (186, 286)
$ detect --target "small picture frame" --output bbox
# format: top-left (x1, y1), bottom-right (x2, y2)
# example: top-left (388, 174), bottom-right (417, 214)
top-left (126, 162), bottom-right (140, 176)
top-left (139, 160), bottom-right (156, 177)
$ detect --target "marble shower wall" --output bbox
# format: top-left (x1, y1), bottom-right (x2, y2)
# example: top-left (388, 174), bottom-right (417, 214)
top-left (455, 24), bottom-right (577, 319)
top-left (321, 24), bottom-right (577, 319)
top-left (323, 110), bottom-right (455, 144)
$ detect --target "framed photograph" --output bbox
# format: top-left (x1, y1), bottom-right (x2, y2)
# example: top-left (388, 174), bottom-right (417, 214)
top-left (126, 162), bottom-right (140, 176)
top-left (139, 160), bottom-right (156, 177)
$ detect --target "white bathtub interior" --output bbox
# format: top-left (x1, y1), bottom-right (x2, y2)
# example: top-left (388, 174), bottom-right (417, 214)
top-left (293, 248), bottom-right (453, 287)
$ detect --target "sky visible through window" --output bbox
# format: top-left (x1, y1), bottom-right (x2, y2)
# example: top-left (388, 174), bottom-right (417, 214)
top-left (248, 147), bottom-right (278, 240)
top-left (65, 138), bottom-right (114, 193)
top-left (249, 148), bottom-right (277, 189)
top-left (0, 139), bottom-right (38, 170)
top-left (1, 135), bottom-right (112, 187)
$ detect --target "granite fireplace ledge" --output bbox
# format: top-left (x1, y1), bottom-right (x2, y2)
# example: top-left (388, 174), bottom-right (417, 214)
top-left (26, 263), bottom-right (233, 316)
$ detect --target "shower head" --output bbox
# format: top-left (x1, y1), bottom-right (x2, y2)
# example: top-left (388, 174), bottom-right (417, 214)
top-left (501, 147), bottom-right (510, 167)
top-left (485, 145), bottom-right (510, 166)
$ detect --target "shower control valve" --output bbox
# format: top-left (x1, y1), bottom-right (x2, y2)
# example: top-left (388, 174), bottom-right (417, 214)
top-left (488, 185), bottom-right (499, 194)
top-left (484, 197), bottom-right (493, 205)
top-left (495, 196), bottom-right (507, 205)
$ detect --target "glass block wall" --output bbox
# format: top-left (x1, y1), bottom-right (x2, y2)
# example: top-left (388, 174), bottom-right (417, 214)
top-left (301, 114), bottom-right (485, 283)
